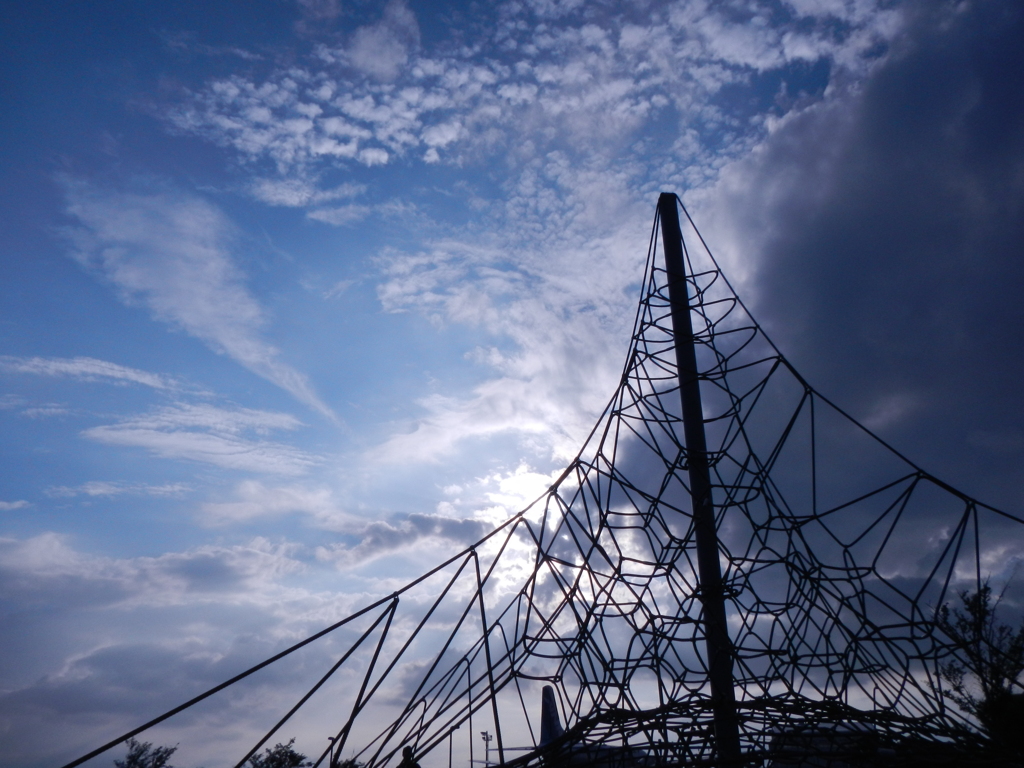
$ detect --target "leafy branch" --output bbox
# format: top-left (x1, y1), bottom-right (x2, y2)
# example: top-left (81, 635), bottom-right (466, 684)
top-left (936, 581), bottom-right (1024, 744)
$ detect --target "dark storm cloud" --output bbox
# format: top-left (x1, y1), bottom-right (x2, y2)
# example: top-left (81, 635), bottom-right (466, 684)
top-left (716, 0), bottom-right (1024, 512)
top-left (317, 511), bottom-right (490, 566)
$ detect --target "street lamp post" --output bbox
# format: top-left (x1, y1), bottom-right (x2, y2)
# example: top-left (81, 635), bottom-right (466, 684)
top-left (479, 731), bottom-right (493, 766)
top-left (449, 724), bottom-right (460, 768)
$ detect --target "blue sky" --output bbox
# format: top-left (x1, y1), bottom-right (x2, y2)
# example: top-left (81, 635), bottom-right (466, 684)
top-left (2, 1), bottom-right (1024, 766)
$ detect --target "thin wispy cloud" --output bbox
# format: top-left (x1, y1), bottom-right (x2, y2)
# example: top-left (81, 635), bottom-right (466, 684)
top-left (46, 482), bottom-right (191, 499)
top-left (21, 404), bottom-right (71, 418)
top-left (0, 393), bottom-right (73, 418)
top-left (0, 355), bottom-right (180, 390)
top-left (201, 480), bottom-right (341, 525)
top-left (63, 182), bottom-right (336, 420)
top-left (248, 178), bottom-right (365, 207)
top-left (307, 203), bottom-right (372, 226)
top-left (82, 403), bottom-right (319, 475)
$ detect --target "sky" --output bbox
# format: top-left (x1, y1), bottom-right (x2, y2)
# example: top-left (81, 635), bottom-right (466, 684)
top-left (1, 0), bottom-right (1023, 766)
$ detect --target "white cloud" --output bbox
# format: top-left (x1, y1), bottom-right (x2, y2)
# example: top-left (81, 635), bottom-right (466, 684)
top-left (0, 355), bottom-right (179, 390)
top-left (21, 404), bottom-right (71, 418)
top-left (480, 463), bottom-right (562, 512)
top-left (357, 147), bottom-right (390, 166)
top-left (307, 204), bottom-right (371, 226)
top-left (201, 480), bottom-right (342, 525)
top-left (371, 383), bottom-right (559, 465)
top-left (0, 533), bottom-right (308, 610)
top-left (0, 395), bottom-right (66, 419)
top-left (0, 500), bottom-right (29, 511)
top-left (63, 183), bottom-right (335, 420)
top-left (347, 0), bottom-right (420, 81)
top-left (46, 482), bottom-right (190, 499)
top-left (296, 0), bottom-right (342, 29)
top-left (249, 178), bottom-right (365, 207)
top-left (861, 392), bottom-right (919, 432)
top-left (82, 403), bottom-right (319, 476)
top-left (422, 121), bottom-right (461, 148)
top-left (322, 279), bottom-right (355, 299)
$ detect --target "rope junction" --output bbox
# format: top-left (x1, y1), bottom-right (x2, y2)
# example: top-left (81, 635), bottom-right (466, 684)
top-left (64, 194), bottom-right (1024, 768)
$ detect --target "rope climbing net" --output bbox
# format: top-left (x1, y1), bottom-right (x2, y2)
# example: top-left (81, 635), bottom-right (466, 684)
top-left (65, 195), bottom-right (1024, 768)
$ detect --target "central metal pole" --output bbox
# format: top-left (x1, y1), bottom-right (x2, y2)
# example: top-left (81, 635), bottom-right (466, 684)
top-left (658, 192), bottom-right (741, 764)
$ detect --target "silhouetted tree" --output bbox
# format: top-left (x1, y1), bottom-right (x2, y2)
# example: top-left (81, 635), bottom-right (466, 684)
top-left (937, 582), bottom-right (1024, 745)
top-left (247, 739), bottom-right (311, 768)
top-left (114, 739), bottom-right (177, 768)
